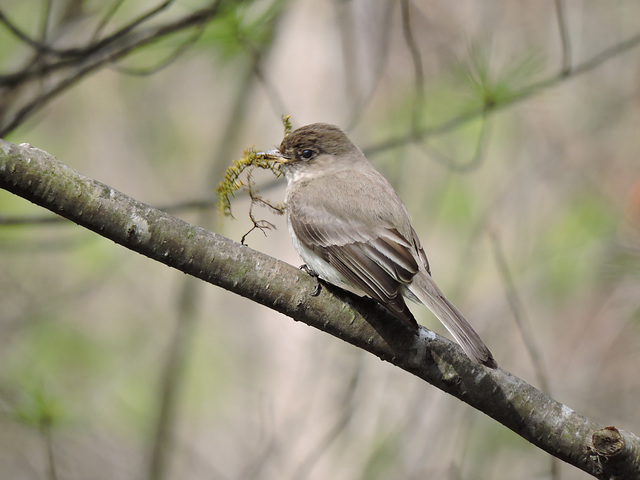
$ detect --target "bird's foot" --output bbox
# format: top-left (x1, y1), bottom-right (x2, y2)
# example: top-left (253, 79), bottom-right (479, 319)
top-left (299, 264), bottom-right (321, 296)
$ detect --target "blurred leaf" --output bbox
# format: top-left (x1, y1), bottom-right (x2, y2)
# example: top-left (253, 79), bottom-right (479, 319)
top-left (455, 37), bottom-right (545, 110)
top-left (432, 176), bottom-right (478, 228)
top-left (70, 233), bottom-right (120, 275)
top-left (11, 381), bottom-right (66, 429)
top-left (198, 0), bottom-right (288, 61)
top-left (359, 435), bottom-right (399, 480)
top-left (2, 317), bottom-right (110, 425)
top-left (539, 192), bottom-right (616, 299)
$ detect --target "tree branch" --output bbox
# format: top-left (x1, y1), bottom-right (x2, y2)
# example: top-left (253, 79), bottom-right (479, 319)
top-left (1, 138), bottom-right (639, 479)
top-left (0, 1), bottom-right (224, 136)
top-left (363, 29), bottom-right (640, 157)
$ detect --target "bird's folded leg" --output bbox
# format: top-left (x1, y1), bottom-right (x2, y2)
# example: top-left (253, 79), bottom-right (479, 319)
top-left (299, 264), bottom-right (322, 296)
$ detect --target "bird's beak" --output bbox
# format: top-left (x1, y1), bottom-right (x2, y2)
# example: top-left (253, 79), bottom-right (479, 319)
top-left (256, 149), bottom-right (287, 164)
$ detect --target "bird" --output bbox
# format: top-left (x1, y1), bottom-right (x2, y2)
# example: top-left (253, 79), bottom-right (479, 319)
top-left (267, 123), bottom-right (496, 368)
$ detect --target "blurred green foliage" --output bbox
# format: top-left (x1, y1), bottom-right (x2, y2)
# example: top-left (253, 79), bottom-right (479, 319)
top-left (539, 191), bottom-right (617, 299)
top-left (198, 0), bottom-right (289, 60)
top-left (360, 435), bottom-right (399, 480)
top-left (5, 318), bottom-right (105, 429)
top-left (11, 381), bottom-right (66, 430)
top-left (457, 39), bottom-right (545, 110)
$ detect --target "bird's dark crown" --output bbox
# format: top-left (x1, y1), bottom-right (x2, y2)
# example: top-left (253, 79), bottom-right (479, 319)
top-left (278, 123), bottom-right (356, 161)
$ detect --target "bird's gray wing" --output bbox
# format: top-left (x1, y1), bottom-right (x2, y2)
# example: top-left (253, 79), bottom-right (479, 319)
top-left (291, 211), bottom-right (421, 328)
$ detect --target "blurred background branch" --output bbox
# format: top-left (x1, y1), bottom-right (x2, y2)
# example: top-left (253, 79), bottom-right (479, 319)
top-left (0, 0), bottom-right (224, 136)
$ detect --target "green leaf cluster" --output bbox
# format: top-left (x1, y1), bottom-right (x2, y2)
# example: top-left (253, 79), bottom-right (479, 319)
top-left (199, 0), bottom-right (289, 61)
top-left (457, 39), bottom-right (545, 111)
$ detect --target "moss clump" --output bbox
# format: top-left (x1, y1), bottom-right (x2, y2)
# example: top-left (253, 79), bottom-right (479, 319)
top-left (216, 115), bottom-right (293, 218)
top-left (215, 148), bottom-right (283, 217)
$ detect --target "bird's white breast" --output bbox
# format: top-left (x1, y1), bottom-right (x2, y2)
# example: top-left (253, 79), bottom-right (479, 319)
top-left (287, 218), bottom-right (363, 296)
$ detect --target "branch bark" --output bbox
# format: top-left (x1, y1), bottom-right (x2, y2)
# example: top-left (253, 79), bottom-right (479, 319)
top-left (1, 138), bottom-right (639, 479)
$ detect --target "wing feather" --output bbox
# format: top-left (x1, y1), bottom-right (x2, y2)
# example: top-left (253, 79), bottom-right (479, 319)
top-left (289, 203), bottom-right (424, 327)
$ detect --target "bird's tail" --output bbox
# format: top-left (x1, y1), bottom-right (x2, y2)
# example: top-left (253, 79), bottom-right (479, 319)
top-left (407, 273), bottom-right (497, 368)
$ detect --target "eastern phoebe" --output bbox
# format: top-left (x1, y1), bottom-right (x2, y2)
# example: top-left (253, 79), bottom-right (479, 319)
top-left (268, 123), bottom-right (496, 368)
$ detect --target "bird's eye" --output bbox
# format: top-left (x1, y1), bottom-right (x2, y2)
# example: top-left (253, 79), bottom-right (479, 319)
top-left (300, 149), bottom-right (314, 160)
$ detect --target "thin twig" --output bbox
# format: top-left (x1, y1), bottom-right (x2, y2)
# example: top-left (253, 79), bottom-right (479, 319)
top-left (90, 0), bottom-right (127, 43)
top-left (0, 9), bottom-right (45, 52)
top-left (487, 228), bottom-right (550, 394)
top-left (554, 0), bottom-right (572, 75)
top-left (345, 1), bottom-right (394, 130)
top-left (0, 0), bottom-right (176, 58)
top-left (415, 111), bottom-right (491, 172)
top-left (363, 29), bottom-right (640, 157)
top-left (400, 0), bottom-right (425, 130)
top-left (292, 358), bottom-right (362, 480)
top-left (38, 0), bottom-right (52, 44)
top-left (0, 196), bottom-right (221, 226)
top-left (0, 2), bottom-right (224, 136)
top-left (40, 419), bottom-right (58, 480)
top-left (336, 0), bottom-right (358, 114)
top-left (145, 275), bottom-right (199, 480)
top-left (240, 170), bottom-right (285, 245)
top-left (487, 228), bottom-right (561, 479)
top-left (112, 18), bottom-right (209, 76)
top-left (253, 61), bottom-right (289, 119)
